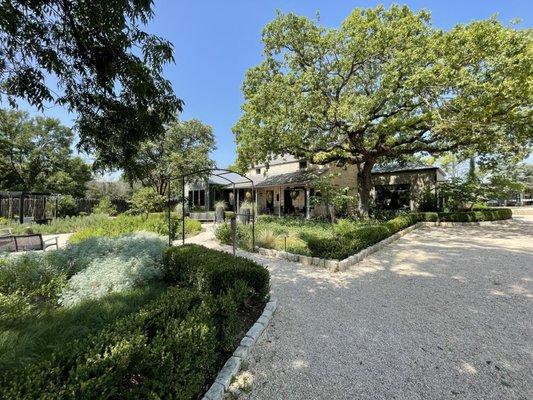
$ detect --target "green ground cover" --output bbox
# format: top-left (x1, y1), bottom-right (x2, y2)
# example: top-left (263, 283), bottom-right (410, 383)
top-left (215, 208), bottom-right (512, 260)
top-left (0, 212), bottom-right (202, 240)
top-left (0, 236), bottom-right (269, 399)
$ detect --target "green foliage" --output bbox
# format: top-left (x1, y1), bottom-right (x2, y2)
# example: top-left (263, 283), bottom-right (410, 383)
top-left (69, 213), bottom-right (201, 242)
top-left (0, 233), bottom-right (167, 311)
top-left (163, 244), bottom-right (270, 305)
top-left (310, 172), bottom-right (357, 220)
top-left (124, 119), bottom-right (216, 196)
top-left (0, 110), bottom-right (92, 196)
top-left (0, 1), bottom-right (182, 169)
top-left (92, 196), bottom-right (117, 216)
top-left (0, 237), bottom-right (269, 399)
top-left (3, 213), bottom-right (110, 235)
top-left (0, 287), bottom-right (225, 399)
top-left (234, 6), bottom-right (532, 215)
top-left (55, 194), bottom-right (78, 217)
top-left (219, 209), bottom-right (512, 260)
top-left (129, 187), bottom-right (166, 215)
top-left (0, 284), bottom-right (165, 370)
top-left (307, 214), bottom-right (418, 259)
top-left (419, 208), bottom-right (512, 222)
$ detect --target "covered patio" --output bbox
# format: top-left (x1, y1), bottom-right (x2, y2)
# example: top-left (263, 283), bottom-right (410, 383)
top-left (229, 169), bottom-right (320, 218)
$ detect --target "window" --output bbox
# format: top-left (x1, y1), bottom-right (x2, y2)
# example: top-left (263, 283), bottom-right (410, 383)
top-left (299, 160), bottom-right (307, 170)
top-left (375, 184), bottom-right (411, 210)
top-left (255, 168), bottom-right (261, 175)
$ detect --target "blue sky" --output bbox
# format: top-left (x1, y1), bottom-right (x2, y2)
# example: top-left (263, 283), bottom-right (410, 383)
top-left (20, 1), bottom-right (532, 170)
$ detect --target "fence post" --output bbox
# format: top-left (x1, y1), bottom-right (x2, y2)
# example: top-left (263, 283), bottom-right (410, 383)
top-left (230, 216), bottom-right (237, 256)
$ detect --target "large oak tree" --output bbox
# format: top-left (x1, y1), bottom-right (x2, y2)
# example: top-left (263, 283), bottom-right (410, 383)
top-left (234, 6), bottom-right (532, 215)
top-left (0, 0), bottom-right (182, 168)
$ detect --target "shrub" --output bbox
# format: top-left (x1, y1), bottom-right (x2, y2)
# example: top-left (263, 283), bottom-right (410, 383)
top-left (0, 233), bottom-right (167, 309)
top-left (59, 233), bottom-right (166, 307)
top-left (69, 213), bottom-right (201, 242)
top-left (56, 195), bottom-right (78, 217)
top-left (92, 196), bottom-right (117, 215)
top-left (128, 187), bottom-right (166, 215)
top-left (419, 208), bottom-right (512, 222)
top-left (214, 222), bottom-right (254, 250)
top-left (0, 288), bottom-right (222, 400)
top-left (256, 229), bottom-right (277, 249)
top-left (163, 244), bottom-right (270, 305)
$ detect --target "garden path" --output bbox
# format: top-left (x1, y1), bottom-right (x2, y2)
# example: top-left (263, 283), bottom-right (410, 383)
top-left (188, 218), bottom-right (533, 400)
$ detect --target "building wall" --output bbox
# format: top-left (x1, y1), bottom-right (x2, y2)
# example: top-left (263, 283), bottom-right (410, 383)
top-left (371, 170), bottom-right (439, 210)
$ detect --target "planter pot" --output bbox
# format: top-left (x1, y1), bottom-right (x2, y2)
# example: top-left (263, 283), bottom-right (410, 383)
top-left (190, 211), bottom-right (214, 221)
top-left (215, 207), bottom-right (225, 223)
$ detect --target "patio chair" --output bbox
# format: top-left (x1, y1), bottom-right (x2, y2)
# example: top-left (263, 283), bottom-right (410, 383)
top-left (0, 235), bottom-right (16, 252)
top-left (13, 234), bottom-right (59, 252)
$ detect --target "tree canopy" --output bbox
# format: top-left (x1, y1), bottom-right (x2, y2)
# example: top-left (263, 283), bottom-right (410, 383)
top-left (234, 5), bottom-right (532, 214)
top-left (0, 0), bottom-right (182, 168)
top-left (0, 109), bottom-right (92, 196)
top-left (124, 119), bottom-right (216, 195)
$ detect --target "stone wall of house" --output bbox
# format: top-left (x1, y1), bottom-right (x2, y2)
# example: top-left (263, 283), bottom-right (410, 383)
top-left (371, 170), bottom-right (439, 210)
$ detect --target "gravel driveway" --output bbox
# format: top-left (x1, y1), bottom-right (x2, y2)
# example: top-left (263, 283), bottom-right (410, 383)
top-left (240, 218), bottom-right (533, 400)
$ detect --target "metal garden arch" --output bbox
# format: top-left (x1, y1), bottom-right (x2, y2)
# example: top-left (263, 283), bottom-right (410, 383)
top-left (169, 168), bottom-right (256, 252)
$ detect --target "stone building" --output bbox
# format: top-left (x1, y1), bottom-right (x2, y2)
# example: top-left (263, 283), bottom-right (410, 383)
top-left (185, 155), bottom-right (445, 218)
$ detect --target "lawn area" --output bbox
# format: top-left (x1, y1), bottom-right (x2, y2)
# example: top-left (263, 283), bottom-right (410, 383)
top-left (215, 209), bottom-right (513, 260)
top-left (0, 212), bottom-right (202, 240)
top-left (0, 235), bottom-right (269, 398)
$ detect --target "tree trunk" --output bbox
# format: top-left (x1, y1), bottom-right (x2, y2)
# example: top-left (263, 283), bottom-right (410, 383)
top-left (357, 161), bottom-right (374, 218)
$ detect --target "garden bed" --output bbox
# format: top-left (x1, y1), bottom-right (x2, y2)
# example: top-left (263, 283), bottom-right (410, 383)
top-left (0, 237), bottom-right (269, 399)
top-left (0, 212), bottom-right (202, 240)
top-left (215, 209), bottom-right (513, 264)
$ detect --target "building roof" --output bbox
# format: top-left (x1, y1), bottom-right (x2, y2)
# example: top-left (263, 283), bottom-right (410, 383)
top-left (252, 154), bottom-right (303, 169)
top-left (255, 168), bottom-right (325, 188)
top-left (371, 164), bottom-right (444, 175)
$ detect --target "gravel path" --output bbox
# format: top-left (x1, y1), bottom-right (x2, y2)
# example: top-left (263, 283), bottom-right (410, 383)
top-left (237, 218), bottom-right (533, 400)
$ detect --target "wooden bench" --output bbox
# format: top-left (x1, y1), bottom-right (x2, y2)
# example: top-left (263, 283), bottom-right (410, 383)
top-left (0, 233), bottom-right (58, 253)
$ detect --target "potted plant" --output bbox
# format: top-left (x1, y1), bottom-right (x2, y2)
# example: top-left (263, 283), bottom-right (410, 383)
top-left (215, 200), bottom-right (226, 223)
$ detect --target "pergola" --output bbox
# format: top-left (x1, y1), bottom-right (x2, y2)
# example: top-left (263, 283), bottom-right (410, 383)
top-left (0, 191), bottom-right (55, 224)
top-left (169, 168), bottom-right (256, 251)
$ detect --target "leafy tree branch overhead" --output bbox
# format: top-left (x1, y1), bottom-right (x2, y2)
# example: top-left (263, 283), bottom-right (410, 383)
top-left (233, 5), bottom-right (533, 215)
top-left (0, 0), bottom-right (183, 168)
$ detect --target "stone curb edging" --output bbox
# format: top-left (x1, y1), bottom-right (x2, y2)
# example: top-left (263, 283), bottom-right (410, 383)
top-left (256, 222), bottom-right (422, 272)
top-left (256, 218), bottom-right (513, 272)
top-left (202, 297), bottom-right (278, 400)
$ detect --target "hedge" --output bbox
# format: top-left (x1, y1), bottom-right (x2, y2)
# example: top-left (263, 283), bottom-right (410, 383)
top-left (307, 209), bottom-right (511, 260)
top-left (1, 241), bottom-right (271, 399)
top-left (0, 288), bottom-right (215, 399)
top-left (419, 208), bottom-right (512, 222)
top-left (163, 244), bottom-right (270, 304)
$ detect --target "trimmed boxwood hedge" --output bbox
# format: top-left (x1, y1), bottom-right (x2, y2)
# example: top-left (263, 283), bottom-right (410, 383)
top-left (1, 245), bottom-right (270, 399)
top-left (307, 208), bottom-right (511, 260)
top-left (419, 208), bottom-right (512, 223)
top-left (0, 288), bottom-right (222, 399)
top-left (163, 244), bottom-right (270, 304)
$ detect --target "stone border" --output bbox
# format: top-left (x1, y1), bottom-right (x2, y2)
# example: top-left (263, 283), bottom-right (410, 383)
top-left (256, 218), bottom-right (513, 272)
top-left (202, 297), bottom-right (278, 400)
top-left (257, 222), bottom-right (422, 272)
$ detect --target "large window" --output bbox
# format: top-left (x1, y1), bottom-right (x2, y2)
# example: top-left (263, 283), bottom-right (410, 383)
top-left (188, 189), bottom-right (206, 207)
top-left (375, 184), bottom-right (411, 210)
